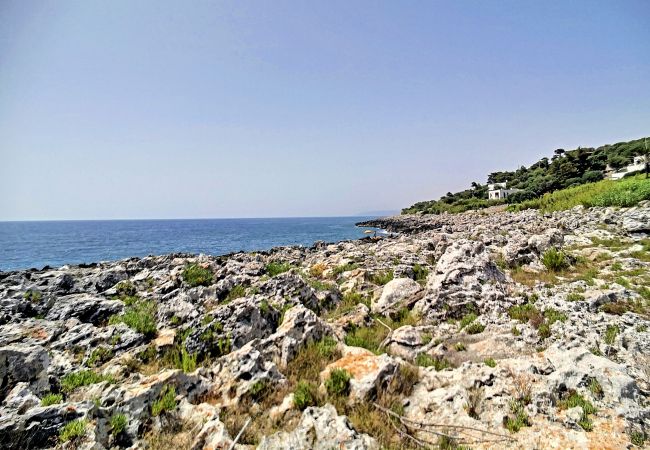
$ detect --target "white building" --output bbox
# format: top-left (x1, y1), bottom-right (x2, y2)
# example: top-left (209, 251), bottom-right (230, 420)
top-left (607, 155), bottom-right (647, 180)
top-left (487, 182), bottom-right (521, 200)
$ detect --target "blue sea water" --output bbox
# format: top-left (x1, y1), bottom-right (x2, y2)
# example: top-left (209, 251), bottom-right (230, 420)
top-left (0, 217), bottom-right (378, 272)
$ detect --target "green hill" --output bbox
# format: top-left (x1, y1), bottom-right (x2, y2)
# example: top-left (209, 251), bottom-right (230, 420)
top-left (402, 136), bottom-right (649, 214)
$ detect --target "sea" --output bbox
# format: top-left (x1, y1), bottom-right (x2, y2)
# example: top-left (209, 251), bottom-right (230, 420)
top-left (0, 217), bottom-right (380, 272)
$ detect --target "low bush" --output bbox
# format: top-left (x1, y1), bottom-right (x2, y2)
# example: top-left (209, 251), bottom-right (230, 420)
top-left (59, 419), bottom-right (87, 443)
top-left (415, 353), bottom-right (451, 371)
top-left (293, 381), bottom-right (317, 411)
top-left (325, 369), bottom-right (351, 397)
top-left (541, 248), bottom-right (569, 272)
top-left (368, 270), bottom-right (394, 286)
top-left (265, 261), bottom-right (292, 277)
top-left (484, 358), bottom-right (497, 368)
top-left (225, 284), bottom-right (246, 302)
top-left (333, 262), bottom-right (359, 276)
top-left (182, 264), bottom-right (213, 287)
top-left (110, 299), bottom-right (157, 338)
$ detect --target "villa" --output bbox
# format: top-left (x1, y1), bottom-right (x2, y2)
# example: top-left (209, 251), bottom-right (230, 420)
top-left (487, 182), bottom-right (521, 200)
top-left (606, 155), bottom-right (647, 180)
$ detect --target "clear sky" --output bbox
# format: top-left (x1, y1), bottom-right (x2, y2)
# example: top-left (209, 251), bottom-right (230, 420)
top-left (1, 1), bottom-right (649, 220)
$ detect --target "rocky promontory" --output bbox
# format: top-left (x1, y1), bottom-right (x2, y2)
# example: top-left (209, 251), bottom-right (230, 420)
top-left (1, 205), bottom-right (650, 449)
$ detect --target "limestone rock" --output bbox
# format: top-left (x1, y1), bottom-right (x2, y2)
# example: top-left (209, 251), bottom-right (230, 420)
top-left (371, 278), bottom-right (422, 316)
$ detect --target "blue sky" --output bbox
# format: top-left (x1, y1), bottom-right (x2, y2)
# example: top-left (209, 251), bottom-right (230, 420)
top-left (1, 1), bottom-right (649, 220)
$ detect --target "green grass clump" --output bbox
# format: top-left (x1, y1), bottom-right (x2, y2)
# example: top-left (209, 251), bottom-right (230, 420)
top-left (225, 284), bottom-right (246, 302)
top-left (41, 393), bottom-right (63, 406)
top-left (510, 175), bottom-right (650, 213)
top-left (508, 303), bottom-right (541, 322)
top-left (110, 299), bottom-right (157, 338)
top-left (369, 270), bottom-right (394, 286)
top-left (61, 370), bottom-right (114, 393)
top-left (415, 353), bottom-right (451, 371)
top-left (604, 324), bottom-right (619, 345)
top-left (87, 346), bottom-right (113, 367)
top-left (566, 292), bottom-right (585, 302)
top-left (541, 248), bottom-right (569, 272)
top-left (631, 431), bottom-right (647, 446)
top-left (116, 280), bottom-right (136, 297)
top-left (504, 400), bottom-right (530, 433)
top-left (59, 419), bottom-right (87, 442)
top-left (248, 380), bottom-right (269, 401)
top-left (110, 413), bottom-right (128, 435)
top-left (459, 313), bottom-right (477, 329)
top-left (293, 381), bottom-right (317, 411)
top-left (265, 261), bottom-right (293, 277)
top-left (484, 358), bottom-right (497, 368)
top-left (182, 264), bottom-right (213, 287)
top-left (454, 342), bottom-right (467, 351)
top-left (151, 386), bottom-right (177, 416)
top-left (325, 369), bottom-right (351, 397)
top-left (333, 262), bottom-right (360, 276)
top-left (413, 264), bottom-right (429, 283)
top-left (543, 308), bottom-right (568, 325)
top-left (558, 392), bottom-right (596, 431)
top-left (23, 289), bottom-right (42, 303)
top-left (465, 322), bottom-right (485, 335)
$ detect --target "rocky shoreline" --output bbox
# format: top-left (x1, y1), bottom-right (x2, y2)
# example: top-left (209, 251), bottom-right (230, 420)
top-left (1, 205), bottom-right (650, 449)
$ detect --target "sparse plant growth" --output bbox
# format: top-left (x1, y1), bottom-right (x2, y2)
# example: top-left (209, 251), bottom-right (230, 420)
top-left (333, 262), bottom-right (359, 276)
top-left (415, 353), bottom-right (452, 371)
top-left (151, 386), bottom-right (177, 416)
top-left (109, 299), bottom-right (157, 338)
top-left (41, 393), bottom-right (63, 406)
top-left (504, 399), bottom-right (530, 433)
top-left (566, 292), bottom-right (585, 302)
top-left (61, 370), bottom-right (115, 392)
top-left (116, 280), bottom-right (136, 297)
top-left (87, 346), bottom-right (113, 367)
top-left (464, 386), bottom-right (483, 419)
top-left (368, 270), bottom-right (394, 286)
top-left (309, 263), bottom-right (326, 278)
top-left (265, 261), bottom-right (292, 277)
top-left (454, 342), bottom-right (467, 352)
top-left (465, 322), bottom-right (485, 335)
top-left (182, 264), bottom-right (213, 287)
top-left (631, 431), bottom-right (647, 447)
top-left (459, 313), bottom-right (478, 329)
top-left (59, 419), bottom-right (88, 443)
top-left (557, 391), bottom-right (596, 431)
top-left (23, 289), bottom-right (42, 303)
top-left (110, 413), bottom-right (128, 435)
top-left (588, 378), bottom-right (604, 398)
top-left (225, 284), bottom-right (246, 302)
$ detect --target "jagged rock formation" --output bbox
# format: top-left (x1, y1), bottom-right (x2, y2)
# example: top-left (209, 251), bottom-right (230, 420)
top-left (1, 205), bottom-right (649, 449)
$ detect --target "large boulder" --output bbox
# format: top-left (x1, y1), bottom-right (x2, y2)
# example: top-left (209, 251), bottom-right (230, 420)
top-left (414, 240), bottom-right (508, 319)
top-left (0, 344), bottom-right (50, 400)
top-left (258, 404), bottom-right (379, 450)
top-left (371, 278), bottom-right (422, 316)
top-left (256, 305), bottom-right (334, 369)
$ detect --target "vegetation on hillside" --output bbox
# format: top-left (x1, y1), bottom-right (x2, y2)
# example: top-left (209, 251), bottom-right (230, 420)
top-left (403, 136), bottom-right (649, 214)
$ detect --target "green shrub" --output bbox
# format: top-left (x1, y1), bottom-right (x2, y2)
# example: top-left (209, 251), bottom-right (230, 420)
top-left (484, 358), bottom-right (497, 368)
top-left (182, 264), bottom-right (213, 287)
top-left (248, 380), bottom-right (269, 401)
top-left (41, 393), bottom-right (63, 406)
top-left (454, 342), bottom-right (467, 351)
top-left (369, 270), bottom-right (394, 286)
top-left (265, 261), bottom-right (292, 277)
top-left (151, 386), bottom-right (177, 416)
top-left (505, 400), bottom-right (530, 433)
top-left (543, 308), bottom-right (567, 325)
top-left (293, 381), bottom-right (317, 410)
top-left (325, 369), bottom-right (351, 397)
top-left (61, 370), bottom-right (114, 393)
top-left (110, 299), bottom-right (157, 338)
top-left (413, 264), bottom-right (429, 282)
top-left (508, 303), bottom-right (541, 323)
top-left (59, 419), bottom-right (87, 442)
top-left (459, 313), bottom-right (477, 329)
top-left (558, 391), bottom-right (596, 431)
top-left (110, 413), bottom-right (128, 435)
top-left (631, 431), bottom-right (647, 446)
top-left (541, 248), bottom-right (569, 272)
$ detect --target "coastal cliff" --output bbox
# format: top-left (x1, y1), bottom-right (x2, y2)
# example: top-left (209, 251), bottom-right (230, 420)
top-left (1, 205), bottom-right (650, 449)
